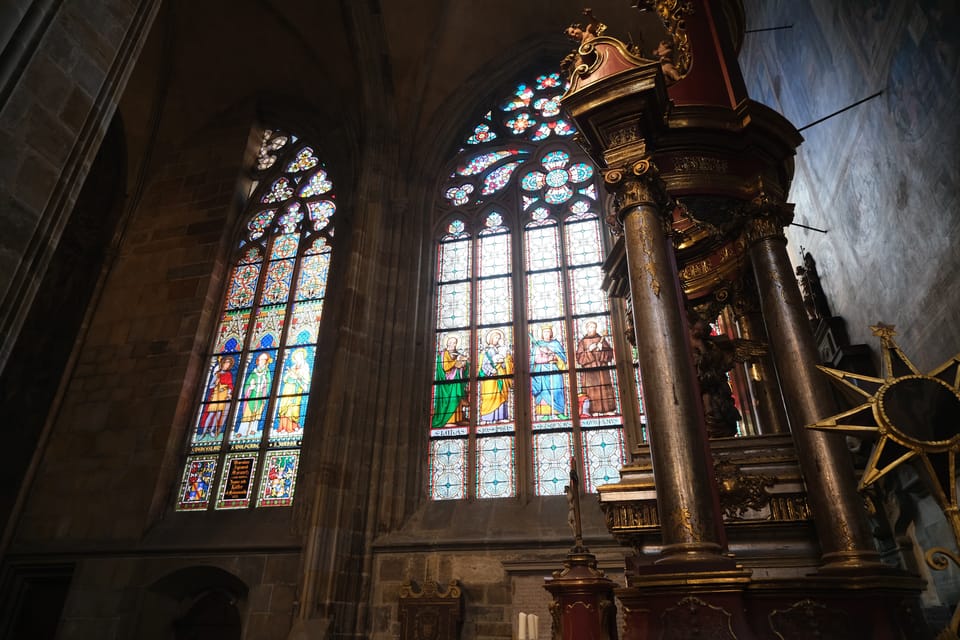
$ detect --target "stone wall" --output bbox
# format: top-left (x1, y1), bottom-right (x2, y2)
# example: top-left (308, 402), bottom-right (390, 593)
top-left (0, 0), bottom-right (160, 370)
top-left (739, 0), bottom-right (960, 612)
top-left (49, 552), bottom-right (299, 639)
top-left (370, 547), bottom-right (626, 640)
top-left (11, 110), bottom-right (257, 548)
top-left (739, 0), bottom-right (960, 368)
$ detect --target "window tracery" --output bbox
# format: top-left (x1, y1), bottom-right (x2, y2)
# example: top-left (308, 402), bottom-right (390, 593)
top-left (176, 128), bottom-right (335, 511)
top-left (429, 73), bottom-right (644, 500)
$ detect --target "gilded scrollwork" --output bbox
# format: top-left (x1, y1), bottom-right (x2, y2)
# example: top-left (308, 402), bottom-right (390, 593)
top-left (562, 9), bottom-right (649, 87)
top-left (399, 579), bottom-right (462, 599)
top-left (603, 159), bottom-right (670, 214)
top-left (714, 460), bottom-right (776, 519)
top-left (638, 214), bottom-right (662, 298)
top-left (549, 600), bottom-right (561, 640)
top-left (662, 596), bottom-right (736, 639)
top-left (769, 599), bottom-right (849, 640)
top-left (742, 215), bottom-right (785, 246)
top-left (670, 505), bottom-right (706, 542)
top-left (739, 191), bottom-right (795, 246)
top-left (632, 1), bottom-right (694, 80)
top-left (674, 155), bottom-right (728, 174)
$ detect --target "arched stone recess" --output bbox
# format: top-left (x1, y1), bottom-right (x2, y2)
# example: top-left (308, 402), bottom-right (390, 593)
top-left (135, 565), bottom-right (248, 640)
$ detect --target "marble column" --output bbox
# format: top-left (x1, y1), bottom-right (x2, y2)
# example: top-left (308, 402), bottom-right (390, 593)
top-left (605, 160), bottom-right (725, 561)
top-left (744, 206), bottom-right (880, 570)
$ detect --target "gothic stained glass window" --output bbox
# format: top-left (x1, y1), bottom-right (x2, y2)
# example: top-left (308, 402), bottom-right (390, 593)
top-left (176, 128), bottom-right (335, 512)
top-left (429, 72), bottom-right (639, 500)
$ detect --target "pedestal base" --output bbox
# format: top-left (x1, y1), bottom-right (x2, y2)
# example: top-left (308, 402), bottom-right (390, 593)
top-left (544, 550), bottom-right (619, 640)
top-left (618, 567), bottom-right (926, 640)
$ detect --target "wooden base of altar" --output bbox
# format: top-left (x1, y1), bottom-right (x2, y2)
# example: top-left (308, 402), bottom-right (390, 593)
top-left (617, 564), bottom-right (927, 640)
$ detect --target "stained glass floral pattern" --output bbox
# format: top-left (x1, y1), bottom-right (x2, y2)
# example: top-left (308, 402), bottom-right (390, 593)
top-left (431, 71), bottom-right (633, 500)
top-left (307, 200), bottom-right (335, 230)
top-left (285, 147), bottom-right (318, 172)
top-left (502, 84), bottom-right (534, 111)
top-left (299, 170), bottom-right (333, 197)
top-left (247, 209), bottom-right (275, 240)
top-left (482, 162), bottom-right (521, 195)
top-left (256, 130), bottom-right (288, 171)
top-left (177, 130), bottom-right (336, 512)
top-left (521, 152), bottom-right (593, 206)
top-left (262, 178), bottom-right (294, 203)
top-left (467, 123), bottom-right (497, 144)
top-left (505, 113), bottom-right (536, 135)
top-left (445, 184), bottom-right (474, 206)
top-left (226, 263), bottom-right (261, 310)
top-left (536, 73), bottom-right (563, 90)
top-left (530, 120), bottom-right (573, 141)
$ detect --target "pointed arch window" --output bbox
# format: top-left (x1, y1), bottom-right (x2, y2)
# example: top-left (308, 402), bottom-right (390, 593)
top-left (175, 128), bottom-right (336, 511)
top-left (429, 72), bottom-right (643, 500)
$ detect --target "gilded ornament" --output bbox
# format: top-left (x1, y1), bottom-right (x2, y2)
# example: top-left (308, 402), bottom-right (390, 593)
top-left (742, 216), bottom-right (785, 245)
top-left (608, 124), bottom-right (639, 148)
top-left (768, 495), bottom-right (811, 521)
top-left (808, 327), bottom-right (960, 637)
top-left (714, 460), bottom-right (775, 519)
top-left (562, 9), bottom-right (651, 89)
top-left (662, 596), bottom-right (736, 640)
top-left (769, 599), bottom-right (849, 640)
top-left (603, 160), bottom-right (671, 219)
top-left (399, 579), bottom-right (462, 599)
top-left (673, 505), bottom-right (699, 541)
top-left (674, 156), bottom-right (729, 173)
top-left (632, 1), bottom-right (695, 79)
top-left (638, 214), bottom-right (662, 298)
top-left (549, 600), bottom-right (561, 639)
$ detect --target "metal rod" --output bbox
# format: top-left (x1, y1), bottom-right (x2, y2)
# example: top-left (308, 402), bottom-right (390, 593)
top-left (798, 91), bottom-right (884, 132)
top-left (744, 24), bottom-right (793, 34)
top-left (789, 221), bottom-right (828, 234)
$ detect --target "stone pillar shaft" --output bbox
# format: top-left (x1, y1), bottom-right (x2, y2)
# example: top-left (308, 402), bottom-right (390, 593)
top-left (747, 220), bottom-right (878, 567)
top-left (612, 166), bottom-right (724, 558)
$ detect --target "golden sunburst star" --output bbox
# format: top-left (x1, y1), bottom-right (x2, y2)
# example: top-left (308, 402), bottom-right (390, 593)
top-left (808, 324), bottom-right (960, 531)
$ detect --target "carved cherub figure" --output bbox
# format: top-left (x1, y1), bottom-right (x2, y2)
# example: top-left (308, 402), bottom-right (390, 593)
top-left (653, 38), bottom-right (681, 83)
top-left (565, 8), bottom-right (607, 44)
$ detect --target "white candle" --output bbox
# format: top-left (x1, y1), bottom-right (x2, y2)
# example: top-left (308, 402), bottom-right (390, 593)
top-left (519, 612), bottom-right (527, 640)
top-left (527, 613), bottom-right (538, 639)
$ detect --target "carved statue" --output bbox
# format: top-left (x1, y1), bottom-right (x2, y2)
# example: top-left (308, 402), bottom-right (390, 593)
top-left (562, 9), bottom-right (607, 77)
top-left (564, 457), bottom-right (586, 552)
top-left (653, 39), bottom-right (681, 84)
top-left (565, 8), bottom-right (607, 45)
top-left (794, 250), bottom-right (831, 323)
top-left (688, 316), bottom-right (741, 438)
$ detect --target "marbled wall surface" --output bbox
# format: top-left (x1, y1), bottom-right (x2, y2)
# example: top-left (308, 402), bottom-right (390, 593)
top-left (740, 0), bottom-right (960, 370)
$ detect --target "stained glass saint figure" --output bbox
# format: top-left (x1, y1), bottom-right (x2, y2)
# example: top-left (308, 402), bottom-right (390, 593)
top-left (531, 325), bottom-right (568, 418)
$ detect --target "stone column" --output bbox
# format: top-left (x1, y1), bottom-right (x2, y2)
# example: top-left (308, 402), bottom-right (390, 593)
top-left (744, 203), bottom-right (880, 570)
top-left (605, 160), bottom-right (725, 561)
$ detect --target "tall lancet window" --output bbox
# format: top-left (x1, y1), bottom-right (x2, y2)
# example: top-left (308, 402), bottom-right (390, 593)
top-left (176, 129), bottom-right (336, 511)
top-left (429, 72), bottom-right (633, 500)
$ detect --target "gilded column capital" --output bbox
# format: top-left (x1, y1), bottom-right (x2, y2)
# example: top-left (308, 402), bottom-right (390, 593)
top-left (603, 159), bottom-right (672, 234)
top-left (740, 194), bottom-right (795, 246)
